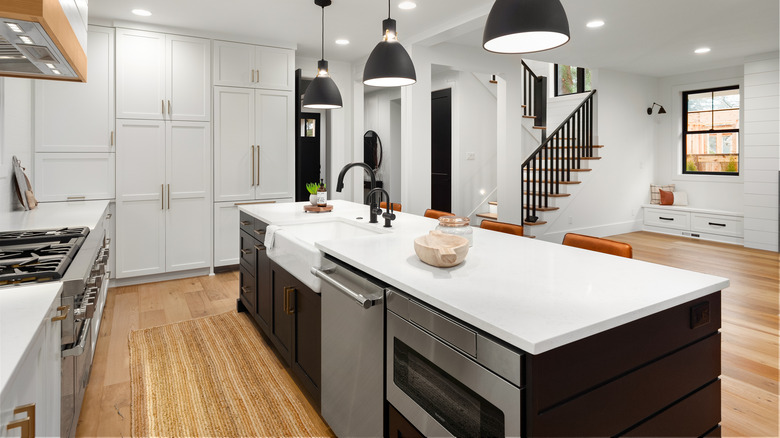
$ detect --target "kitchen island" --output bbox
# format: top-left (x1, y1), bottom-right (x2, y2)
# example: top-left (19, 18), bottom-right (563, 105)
top-left (240, 200), bottom-right (726, 437)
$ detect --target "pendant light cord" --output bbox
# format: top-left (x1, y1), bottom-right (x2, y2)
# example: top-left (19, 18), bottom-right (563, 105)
top-left (321, 6), bottom-right (325, 60)
top-left (387, 0), bottom-right (391, 19)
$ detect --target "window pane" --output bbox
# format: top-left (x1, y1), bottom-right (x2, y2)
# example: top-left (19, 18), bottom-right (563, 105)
top-left (687, 92), bottom-right (713, 112)
top-left (306, 119), bottom-right (316, 137)
top-left (687, 110), bottom-right (713, 131)
top-left (713, 108), bottom-right (739, 130)
top-left (713, 89), bottom-right (739, 110)
top-left (558, 65), bottom-right (577, 95)
top-left (584, 68), bottom-right (592, 91)
top-left (685, 133), bottom-right (739, 173)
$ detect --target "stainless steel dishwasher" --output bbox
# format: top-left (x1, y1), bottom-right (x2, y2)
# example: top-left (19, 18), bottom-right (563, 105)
top-left (312, 257), bottom-right (386, 437)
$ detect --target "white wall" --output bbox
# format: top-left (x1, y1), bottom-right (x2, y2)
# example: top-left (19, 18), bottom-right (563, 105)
top-left (0, 78), bottom-right (35, 213)
top-left (542, 69), bottom-right (657, 241)
top-left (654, 66), bottom-right (745, 212)
top-left (742, 54), bottom-right (779, 252)
top-left (364, 87), bottom-right (402, 203)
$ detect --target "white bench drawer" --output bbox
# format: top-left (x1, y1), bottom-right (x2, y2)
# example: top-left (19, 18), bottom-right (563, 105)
top-left (691, 214), bottom-right (743, 237)
top-left (644, 208), bottom-right (690, 230)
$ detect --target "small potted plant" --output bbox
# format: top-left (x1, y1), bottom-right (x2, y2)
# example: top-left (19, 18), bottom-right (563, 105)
top-left (306, 182), bottom-right (320, 205)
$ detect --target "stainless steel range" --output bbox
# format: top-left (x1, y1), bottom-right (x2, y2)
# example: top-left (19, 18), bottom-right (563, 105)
top-left (0, 225), bottom-right (110, 438)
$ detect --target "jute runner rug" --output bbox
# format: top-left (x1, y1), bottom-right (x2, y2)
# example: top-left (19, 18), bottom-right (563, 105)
top-left (129, 311), bottom-right (330, 437)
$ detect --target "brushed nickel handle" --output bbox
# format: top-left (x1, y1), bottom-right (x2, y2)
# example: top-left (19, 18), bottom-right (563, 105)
top-left (67, 196), bottom-right (86, 201)
top-left (240, 220), bottom-right (251, 226)
top-left (161, 184), bottom-right (165, 210)
top-left (8, 403), bottom-right (34, 438)
top-left (256, 69), bottom-right (260, 83)
top-left (240, 249), bottom-right (251, 255)
top-left (168, 100), bottom-right (172, 115)
top-left (251, 146), bottom-right (255, 186)
top-left (253, 229), bottom-right (265, 236)
top-left (51, 305), bottom-right (69, 322)
top-left (162, 99), bottom-right (165, 115)
top-left (110, 130), bottom-right (114, 146)
top-left (256, 145), bottom-right (260, 186)
top-left (254, 244), bottom-right (265, 251)
top-left (167, 184), bottom-right (171, 209)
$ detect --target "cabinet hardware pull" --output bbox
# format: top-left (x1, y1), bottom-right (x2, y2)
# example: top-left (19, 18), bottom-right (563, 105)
top-left (254, 244), bottom-right (266, 251)
top-left (659, 217), bottom-right (674, 221)
top-left (255, 69), bottom-right (260, 83)
top-left (284, 286), bottom-right (296, 314)
top-left (240, 220), bottom-right (251, 226)
top-left (161, 184), bottom-right (165, 210)
top-left (253, 229), bottom-right (265, 236)
top-left (167, 184), bottom-right (171, 209)
top-left (256, 145), bottom-right (260, 186)
top-left (8, 403), bottom-right (34, 438)
top-left (110, 131), bottom-right (114, 146)
top-left (67, 196), bottom-right (86, 201)
top-left (162, 100), bottom-right (165, 115)
top-left (708, 222), bottom-right (726, 227)
top-left (168, 100), bottom-right (172, 115)
top-left (283, 286), bottom-right (288, 313)
top-left (51, 305), bottom-right (70, 322)
top-left (241, 249), bottom-right (251, 255)
top-left (241, 286), bottom-right (250, 293)
top-left (234, 200), bottom-right (277, 206)
top-left (106, 213), bottom-right (112, 220)
top-left (251, 146), bottom-right (255, 186)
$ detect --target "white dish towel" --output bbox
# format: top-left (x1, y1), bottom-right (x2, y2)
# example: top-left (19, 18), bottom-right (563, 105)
top-left (265, 224), bottom-right (280, 249)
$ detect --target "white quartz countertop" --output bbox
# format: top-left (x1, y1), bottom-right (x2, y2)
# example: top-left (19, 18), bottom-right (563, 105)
top-left (0, 282), bottom-right (62, 394)
top-left (241, 200), bottom-right (729, 354)
top-left (0, 200), bottom-right (110, 231)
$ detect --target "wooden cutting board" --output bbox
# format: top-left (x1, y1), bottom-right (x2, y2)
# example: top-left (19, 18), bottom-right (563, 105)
top-left (12, 156), bottom-right (31, 210)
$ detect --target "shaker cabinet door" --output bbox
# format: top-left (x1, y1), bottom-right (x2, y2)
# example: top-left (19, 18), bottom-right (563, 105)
top-left (255, 90), bottom-right (294, 200)
top-left (214, 87), bottom-right (256, 202)
top-left (166, 35), bottom-right (211, 121)
top-left (116, 28), bottom-right (166, 120)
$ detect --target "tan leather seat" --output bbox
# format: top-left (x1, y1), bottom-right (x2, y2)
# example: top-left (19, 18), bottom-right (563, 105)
top-left (424, 209), bottom-right (455, 219)
top-left (480, 219), bottom-right (524, 237)
top-left (562, 233), bottom-right (633, 258)
top-left (380, 201), bottom-right (402, 212)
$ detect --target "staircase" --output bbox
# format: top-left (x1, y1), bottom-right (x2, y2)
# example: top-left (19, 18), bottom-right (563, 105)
top-left (477, 62), bottom-right (601, 239)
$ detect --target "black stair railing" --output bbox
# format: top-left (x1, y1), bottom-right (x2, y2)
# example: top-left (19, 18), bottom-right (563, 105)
top-left (521, 90), bottom-right (597, 223)
top-left (521, 61), bottom-right (547, 133)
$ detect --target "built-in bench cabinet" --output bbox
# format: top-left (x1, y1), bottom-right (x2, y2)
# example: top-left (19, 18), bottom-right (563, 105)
top-left (237, 212), bottom-right (321, 404)
top-left (643, 205), bottom-right (744, 245)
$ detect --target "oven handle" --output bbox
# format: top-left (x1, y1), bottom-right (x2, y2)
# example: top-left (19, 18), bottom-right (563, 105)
top-left (311, 267), bottom-right (374, 309)
top-left (62, 318), bottom-right (92, 357)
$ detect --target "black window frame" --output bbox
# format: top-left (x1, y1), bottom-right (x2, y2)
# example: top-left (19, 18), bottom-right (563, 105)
top-left (682, 85), bottom-right (740, 176)
top-left (554, 65), bottom-right (591, 96)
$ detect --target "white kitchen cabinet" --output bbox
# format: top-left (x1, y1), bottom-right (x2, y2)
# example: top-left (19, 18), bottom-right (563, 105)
top-left (643, 205), bottom-right (744, 245)
top-left (213, 198), bottom-right (292, 267)
top-left (117, 29), bottom-right (210, 121)
top-left (35, 26), bottom-right (115, 153)
top-left (34, 153), bottom-right (115, 202)
top-left (0, 299), bottom-right (61, 438)
top-left (213, 40), bottom-right (294, 90)
top-left (116, 120), bottom-right (211, 278)
top-left (213, 86), bottom-right (294, 202)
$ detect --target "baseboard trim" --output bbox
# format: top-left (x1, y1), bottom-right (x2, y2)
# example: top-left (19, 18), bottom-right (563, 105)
top-left (110, 268), bottom-right (212, 288)
top-left (643, 225), bottom-right (745, 246)
top-left (539, 220), bottom-right (643, 244)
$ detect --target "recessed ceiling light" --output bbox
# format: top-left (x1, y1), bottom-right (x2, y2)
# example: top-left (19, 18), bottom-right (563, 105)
top-left (694, 47), bottom-right (711, 54)
top-left (18, 35), bottom-right (33, 44)
top-left (132, 9), bottom-right (152, 17)
top-left (5, 22), bottom-right (23, 33)
top-left (398, 1), bottom-right (417, 10)
top-left (45, 63), bottom-right (55, 69)
top-left (335, 39), bottom-right (350, 45)
top-left (51, 69), bottom-right (61, 75)
top-left (586, 20), bottom-right (604, 28)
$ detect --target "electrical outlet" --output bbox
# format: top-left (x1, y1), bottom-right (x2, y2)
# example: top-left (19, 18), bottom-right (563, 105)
top-left (466, 152), bottom-right (476, 161)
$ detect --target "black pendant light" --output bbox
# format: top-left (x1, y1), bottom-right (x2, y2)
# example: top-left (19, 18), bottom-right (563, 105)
top-left (483, 0), bottom-right (570, 54)
top-left (303, 0), bottom-right (343, 109)
top-left (363, 0), bottom-right (416, 87)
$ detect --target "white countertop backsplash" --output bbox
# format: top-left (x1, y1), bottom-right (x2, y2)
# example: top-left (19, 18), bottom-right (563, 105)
top-left (242, 200), bottom-right (729, 354)
top-left (0, 200), bottom-right (110, 231)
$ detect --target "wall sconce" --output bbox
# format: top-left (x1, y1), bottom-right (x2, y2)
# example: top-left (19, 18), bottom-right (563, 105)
top-left (647, 102), bottom-right (666, 115)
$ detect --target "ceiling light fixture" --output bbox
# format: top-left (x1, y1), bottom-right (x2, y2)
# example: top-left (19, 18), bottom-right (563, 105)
top-left (335, 39), bottom-right (350, 45)
top-left (483, 0), bottom-right (570, 54)
top-left (363, 0), bottom-right (417, 87)
top-left (647, 102), bottom-right (666, 115)
top-left (302, 0), bottom-right (343, 109)
top-left (51, 69), bottom-right (61, 75)
top-left (18, 35), bottom-right (33, 44)
top-left (5, 22), bottom-right (23, 33)
top-left (586, 19), bottom-right (604, 28)
top-left (45, 63), bottom-right (55, 69)
top-left (694, 47), bottom-right (711, 54)
top-left (131, 9), bottom-right (152, 17)
top-left (398, 1), bottom-right (417, 9)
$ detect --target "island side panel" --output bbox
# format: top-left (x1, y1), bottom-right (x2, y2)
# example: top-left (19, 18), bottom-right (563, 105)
top-left (525, 291), bottom-right (722, 437)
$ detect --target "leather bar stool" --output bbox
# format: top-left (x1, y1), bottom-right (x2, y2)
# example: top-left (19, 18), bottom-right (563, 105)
top-left (424, 209), bottom-right (455, 219)
top-left (479, 219), bottom-right (524, 237)
top-left (562, 233), bottom-right (633, 258)
top-left (380, 202), bottom-right (402, 212)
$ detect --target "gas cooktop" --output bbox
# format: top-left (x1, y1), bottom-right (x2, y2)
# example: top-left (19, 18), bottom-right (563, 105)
top-left (0, 227), bottom-right (90, 285)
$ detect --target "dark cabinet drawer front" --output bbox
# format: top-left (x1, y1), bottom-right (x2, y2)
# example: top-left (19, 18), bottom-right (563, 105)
top-left (239, 231), bottom-right (255, 268)
top-left (623, 379), bottom-right (721, 437)
top-left (252, 218), bottom-right (269, 240)
top-left (240, 211), bottom-right (255, 235)
top-left (531, 333), bottom-right (721, 437)
top-left (239, 267), bottom-right (256, 311)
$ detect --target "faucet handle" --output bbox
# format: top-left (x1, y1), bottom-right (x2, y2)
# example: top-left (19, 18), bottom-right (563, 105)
top-left (382, 211), bottom-right (396, 221)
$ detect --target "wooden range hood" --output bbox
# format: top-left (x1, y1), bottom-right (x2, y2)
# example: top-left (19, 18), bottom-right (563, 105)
top-left (0, 0), bottom-right (88, 82)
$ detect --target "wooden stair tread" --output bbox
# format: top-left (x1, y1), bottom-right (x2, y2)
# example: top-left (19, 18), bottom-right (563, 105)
top-left (522, 115), bottom-right (536, 119)
top-left (535, 207), bottom-right (559, 212)
top-left (532, 126), bottom-right (547, 130)
top-left (539, 156), bottom-right (601, 160)
top-left (546, 145), bottom-right (604, 149)
top-left (488, 201), bottom-right (497, 205)
top-left (524, 235), bottom-right (536, 239)
top-left (476, 212), bottom-right (497, 219)
top-left (524, 220), bottom-right (547, 226)
top-left (523, 192), bottom-right (570, 197)
top-left (524, 180), bottom-right (581, 184)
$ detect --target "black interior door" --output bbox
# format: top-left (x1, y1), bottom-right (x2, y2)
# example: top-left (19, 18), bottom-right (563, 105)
top-left (431, 89), bottom-right (452, 212)
top-left (296, 112), bottom-right (321, 201)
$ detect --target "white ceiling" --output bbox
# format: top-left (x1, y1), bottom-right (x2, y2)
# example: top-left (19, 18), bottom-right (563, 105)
top-left (90, 0), bottom-right (779, 78)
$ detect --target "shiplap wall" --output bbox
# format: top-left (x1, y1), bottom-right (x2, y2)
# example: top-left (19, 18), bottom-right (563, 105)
top-left (742, 55), bottom-right (780, 252)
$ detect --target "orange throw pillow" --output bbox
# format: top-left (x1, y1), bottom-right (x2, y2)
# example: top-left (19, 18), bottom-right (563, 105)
top-left (659, 188), bottom-right (674, 205)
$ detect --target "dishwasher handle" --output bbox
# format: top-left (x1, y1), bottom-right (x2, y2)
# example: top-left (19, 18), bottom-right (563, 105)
top-left (311, 267), bottom-right (374, 309)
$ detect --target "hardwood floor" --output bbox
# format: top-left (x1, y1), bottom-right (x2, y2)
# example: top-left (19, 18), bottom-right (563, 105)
top-left (608, 231), bottom-right (779, 437)
top-left (77, 232), bottom-right (778, 437)
top-left (75, 271), bottom-right (331, 437)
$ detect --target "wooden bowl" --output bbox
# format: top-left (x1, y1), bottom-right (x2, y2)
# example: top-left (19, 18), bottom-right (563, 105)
top-left (414, 230), bottom-right (469, 268)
